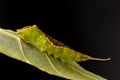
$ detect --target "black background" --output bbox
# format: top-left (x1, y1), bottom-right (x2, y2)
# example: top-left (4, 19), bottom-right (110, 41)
top-left (0, 0), bottom-right (119, 80)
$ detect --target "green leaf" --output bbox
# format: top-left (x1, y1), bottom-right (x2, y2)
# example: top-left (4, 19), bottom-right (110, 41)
top-left (0, 28), bottom-right (107, 80)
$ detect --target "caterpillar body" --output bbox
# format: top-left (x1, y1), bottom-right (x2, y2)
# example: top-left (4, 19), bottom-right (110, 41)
top-left (17, 25), bottom-right (110, 62)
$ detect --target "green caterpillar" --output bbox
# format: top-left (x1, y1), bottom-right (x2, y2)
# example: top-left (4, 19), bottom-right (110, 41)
top-left (17, 25), bottom-right (110, 62)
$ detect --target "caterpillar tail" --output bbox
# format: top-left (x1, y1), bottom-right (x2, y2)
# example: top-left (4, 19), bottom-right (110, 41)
top-left (89, 57), bottom-right (111, 61)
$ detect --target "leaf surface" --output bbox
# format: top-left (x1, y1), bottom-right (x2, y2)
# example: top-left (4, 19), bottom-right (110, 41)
top-left (0, 28), bottom-right (107, 80)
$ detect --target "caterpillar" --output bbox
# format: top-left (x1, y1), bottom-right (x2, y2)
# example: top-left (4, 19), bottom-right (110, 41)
top-left (17, 25), bottom-right (110, 62)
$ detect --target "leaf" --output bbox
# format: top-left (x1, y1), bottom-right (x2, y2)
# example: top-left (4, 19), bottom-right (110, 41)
top-left (0, 28), bottom-right (107, 80)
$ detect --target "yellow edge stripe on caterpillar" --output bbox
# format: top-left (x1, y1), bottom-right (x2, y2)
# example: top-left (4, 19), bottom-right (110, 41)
top-left (17, 25), bottom-right (111, 62)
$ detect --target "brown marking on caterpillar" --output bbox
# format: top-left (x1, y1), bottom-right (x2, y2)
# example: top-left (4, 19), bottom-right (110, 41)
top-left (45, 34), bottom-right (69, 48)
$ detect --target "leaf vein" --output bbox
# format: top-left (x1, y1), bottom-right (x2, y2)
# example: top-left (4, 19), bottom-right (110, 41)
top-left (44, 53), bottom-right (65, 77)
top-left (18, 38), bottom-right (31, 64)
top-left (67, 64), bottom-right (99, 80)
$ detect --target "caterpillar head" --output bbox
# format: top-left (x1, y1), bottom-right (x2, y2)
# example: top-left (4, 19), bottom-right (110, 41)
top-left (17, 25), bottom-right (43, 42)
